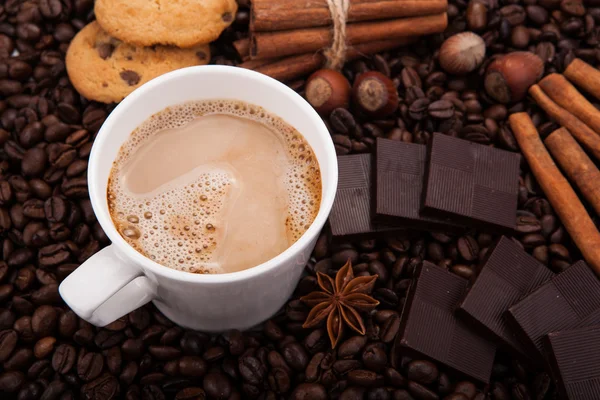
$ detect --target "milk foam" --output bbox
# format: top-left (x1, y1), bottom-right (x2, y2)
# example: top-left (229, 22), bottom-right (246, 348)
top-left (107, 100), bottom-right (321, 274)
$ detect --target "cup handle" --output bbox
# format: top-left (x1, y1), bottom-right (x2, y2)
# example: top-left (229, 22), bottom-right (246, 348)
top-left (59, 246), bottom-right (157, 326)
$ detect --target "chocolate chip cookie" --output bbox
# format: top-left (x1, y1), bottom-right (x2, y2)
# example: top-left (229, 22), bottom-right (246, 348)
top-left (94, 0), bottom-right (238, 48)
top-left (66, 22), bottom-right (210, 103)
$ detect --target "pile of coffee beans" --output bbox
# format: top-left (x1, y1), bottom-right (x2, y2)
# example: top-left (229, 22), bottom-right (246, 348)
top-left (0, 0), bottom-right (597, 399)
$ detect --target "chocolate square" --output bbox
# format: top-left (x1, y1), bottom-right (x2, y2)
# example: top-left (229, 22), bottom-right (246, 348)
top-left (506, 261), bottom-right (600, 362)
top-left (374, 138), bottom-right (459, 232)
top-left (544, 325), bottom-right (600, 400)
top-left (422, 133), bottom-right (520, 232)
top-left (395, 261), bottom-right (496, 383)
top-left (457, 236), bottom-right (554, 360)
top-left (329, 154), bottom-right (403, 241)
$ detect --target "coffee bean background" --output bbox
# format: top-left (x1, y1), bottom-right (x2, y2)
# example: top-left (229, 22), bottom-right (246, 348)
top-left (0, 0), bottom-right (598, 398)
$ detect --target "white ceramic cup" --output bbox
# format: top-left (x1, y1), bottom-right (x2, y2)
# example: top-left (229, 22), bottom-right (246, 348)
top-left (59, 66), bottom-right (338, 331)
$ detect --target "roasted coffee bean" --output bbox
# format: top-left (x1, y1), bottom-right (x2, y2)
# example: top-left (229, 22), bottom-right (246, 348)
top-left (174, 387), bottom-right (207, 400)
top-left (283, 342), bottom-right (309, 371)
top-left (81, 373), bottom-right (120, 400)
top-left (31, 305), bottom-right (58, 337)
top-left (457, 236), bottom-right (478, 262)
top-left (77, 352), bottom-right (104, 382)
top-left (0, 371), bottom-right (25, 393)
top-left (203, 372), bottom-right (232, 400)
top-left (428, 100), bottom-right (455, 119)
top-left (407, 360), bottom-right (439, 385)
top-left (4, 348), bottom-right (33, 371)
top-left (362, 344), bottom-right (387, 372)
top-left (33, 336), bottom-right (56, 359)
top-left (348, 370), bottom-right (383, 387)
top-left (52, 344), bottom-right (76, 374)
top-left (0, 329), bottom-right (18, 362)
top-left (291, 383), bottom-right (328, 400)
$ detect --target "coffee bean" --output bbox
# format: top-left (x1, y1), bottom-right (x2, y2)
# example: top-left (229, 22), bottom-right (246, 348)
top-left (39, 0), bottom-right (63, 19)
top-left (34, 336), bottom-right (56, 359)
top-left (4, 348), bottom-right (33, 370)
top-left (338, 335), bottom-right (368, 359)
top-left (239, 355), bottom-right (266, 385)
top-left (52, 343), bottom-right (76, 374)
top-left (175, 387), bottom-right (207, 400)
top-left (362, 343), bottom-right (387, 372)
top-left (291, 383), bottom-right (328, 400)
top-left (77, 352), bottom-right (104, 382)
top-left (283, 342), bottom-right (309, 371)
top-left (381, 313), bottom-right (400, 343)
top-left (348, 370), bottom-right (384, 387)
top-left (31, 305), bottom-right (58, 337)
top-left (467, 1), bottom-right (487, 31)
top-left (203, 372), bottom-right (232, 400)
top-left (178, 356), bottom-right (207, 378)
top-left (0, 370), bottom-right (25, 392)
top-left (407, 360), bottom-right (439, 385)
top-left (81, 373), bottom-right (120, 400)
top-left (0, 329), bottom-right (18, 361)
top-left (457, 236), bottom-right (479, 262)
top-left (428, 100), bottom-right (455, 119)
top-left (38, 243), bottom-right (70, 267)
top-left (408, 381), bottom-right (438, 400)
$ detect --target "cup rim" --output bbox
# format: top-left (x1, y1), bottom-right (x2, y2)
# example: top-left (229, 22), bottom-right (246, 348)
top-left (88, 65), bottom-right (338, 283)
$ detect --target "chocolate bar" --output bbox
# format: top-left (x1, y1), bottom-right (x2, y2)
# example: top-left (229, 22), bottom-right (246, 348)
top-left (422, 133), bottom-right (520, 233)
top-left (544, 325), bottom-right (600, 400)
top-left (395, 261), bottom-right (496, 383)
top-left (329, 154), bottom-right (404, 241)
top-left (374, 138), bottom-right (459, 232)
top-left (506, 261), bottom-right (600, 361)
top-left (457, 236), bottom-right (554, 360)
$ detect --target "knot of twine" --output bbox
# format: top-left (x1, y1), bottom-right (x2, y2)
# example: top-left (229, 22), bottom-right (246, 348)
top-left (323, 0), bottom-right (350, 71)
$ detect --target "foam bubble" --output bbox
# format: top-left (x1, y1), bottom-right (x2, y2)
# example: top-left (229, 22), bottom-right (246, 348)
top-left (107, 100), bottom-right (321, 274)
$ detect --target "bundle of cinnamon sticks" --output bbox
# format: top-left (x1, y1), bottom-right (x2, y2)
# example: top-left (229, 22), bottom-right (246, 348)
top-left (510, 58), bottom-right (600, 278)
top-left (235, 0), bottom-right (449, 82)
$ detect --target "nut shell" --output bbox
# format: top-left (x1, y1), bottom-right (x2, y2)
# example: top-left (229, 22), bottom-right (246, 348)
top-left (484, 52), bottom-right (544, 103)
top-left (352, 71), bottom-right (399, 118)
top-left (305, 69), bottom-right (350, 116)
top-left (439, 32), bottom-right (486, 75)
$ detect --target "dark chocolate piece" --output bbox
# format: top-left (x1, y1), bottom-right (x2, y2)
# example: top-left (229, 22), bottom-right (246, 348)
top-left (374, 138), bottom-right (460, 232)
top-left (395, 261), bottom-right (496, 383)
top-left (457, 236), bottom-right (554, 360)
top-left (544, 325), bottom-right (600, 400)
top-left (506, 261), bottom-right (600, 361)
top-left (329, 154), bottom-right (404, 241)
top-left (422, 133), bottom-right (520, 233)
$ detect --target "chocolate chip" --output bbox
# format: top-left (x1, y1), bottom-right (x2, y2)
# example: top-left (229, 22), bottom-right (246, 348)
top-left (196, 51), bottom-right (207, 61)
top-left (120, 70), bottom-right (140, 86)
top-left (97, 43), bottom-right (115, 60)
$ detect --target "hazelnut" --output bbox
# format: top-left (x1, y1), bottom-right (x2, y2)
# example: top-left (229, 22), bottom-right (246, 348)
top-left (305, 69), bottom-right (350, 116)
top-left (439, 32), bottom-right (486, 75)
top-left (352, 71), bottom-right (399, 118)
top-left (484, 52), bottom-right (544, 104)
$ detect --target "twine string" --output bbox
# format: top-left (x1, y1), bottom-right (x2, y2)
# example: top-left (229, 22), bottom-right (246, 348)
top-left (323, 0), bottom-right (350, 70)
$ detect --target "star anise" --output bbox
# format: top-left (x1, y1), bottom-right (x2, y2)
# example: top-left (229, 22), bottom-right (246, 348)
top-left (300, 259), bottom-right (380, 348)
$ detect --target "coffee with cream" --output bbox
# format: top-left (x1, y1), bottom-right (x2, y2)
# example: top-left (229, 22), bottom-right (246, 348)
top-left (107, 100), bottom-right (321, 274)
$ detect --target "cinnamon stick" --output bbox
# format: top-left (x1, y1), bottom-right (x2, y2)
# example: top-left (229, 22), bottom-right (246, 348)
top-left (509, 113), bottom-right (600, 278)
top-left (564, 58), bottom-right (600, 102)
top-left (538, 74), bottom-right (600, 134)
top-left (545, 128), bottom-right (600, 216)
top-left (251, 0), bottom-right (448, 32)
top-left (240, 37), bottom-right (416, 82)
top-left (251, 13), bottom-right (447, 60)
top-left (529, 84), bottom-right (600, 161)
